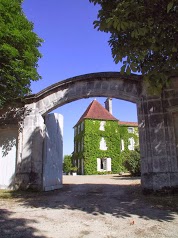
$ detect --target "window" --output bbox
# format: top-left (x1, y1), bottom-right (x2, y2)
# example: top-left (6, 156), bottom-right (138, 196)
top-left (81, 121), bottom-right (84, 131)
top-left (128, 127), bottom-right (134, 133)
top-left (100, 137), bottom-right (107, 150)
top-left (101, 158), bottom-right (107, 170)
top-left (74, 127), bottom-right (77, 136)
top-left (78, 141), bottom-right (80, 152)
top-left (121, 139), bottom-right (124, 151)
top-left (81, 137), bottom-right (84, 151)
top-left (128, 137), bottom-right (135, 150)
top-left (97, 158), bottom-right (111, 171)
top-left (74, 142), bottom-right (76, 152)
top-left (78, 124), bottom-right (80, 134)
top-left (99, 121), bottom-right (106, 131)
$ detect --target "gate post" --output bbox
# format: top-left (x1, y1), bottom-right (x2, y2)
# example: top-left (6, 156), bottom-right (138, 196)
top-left (43, 113), bottom-right (63, 191)
top-left (138, 80), bottom-right (178, 193)
top-left (15, 103), bottom-right (45, 190)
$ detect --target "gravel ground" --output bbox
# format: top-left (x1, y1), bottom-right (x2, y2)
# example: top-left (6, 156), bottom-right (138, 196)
top-left (0, 174), bottom-right (178, 238)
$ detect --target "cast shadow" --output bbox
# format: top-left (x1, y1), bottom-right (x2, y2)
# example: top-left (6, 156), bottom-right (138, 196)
top-left (0, 209), bottom-right (46, 238)
top-left (4, 181), bottom-right (178, 223)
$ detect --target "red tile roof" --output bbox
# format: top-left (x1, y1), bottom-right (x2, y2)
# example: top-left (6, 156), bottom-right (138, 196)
top-left (74, 99), bottom-right (138, 127)
top-left (75, 100), bottom-right (118, 126)
top-left (119, 121), bottom-right (138, 127)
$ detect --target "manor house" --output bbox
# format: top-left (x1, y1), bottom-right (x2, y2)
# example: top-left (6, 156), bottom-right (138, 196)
top-left (73, 98), bottom-right (139, 175)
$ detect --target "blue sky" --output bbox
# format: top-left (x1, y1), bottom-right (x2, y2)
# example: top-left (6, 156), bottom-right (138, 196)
top-left (22, 0), bottom-right (137, 156)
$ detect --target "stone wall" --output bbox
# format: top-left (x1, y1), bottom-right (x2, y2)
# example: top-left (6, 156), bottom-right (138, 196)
top-left (0, 73), bottom-right (178, 192)
top-left (138, 78), bottom-right (178, 193)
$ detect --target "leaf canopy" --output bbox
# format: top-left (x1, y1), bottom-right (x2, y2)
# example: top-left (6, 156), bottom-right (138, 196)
top-left (0, 0), bottom-right (43, 107)
top-left (90, 0), bottom-right (178, 93)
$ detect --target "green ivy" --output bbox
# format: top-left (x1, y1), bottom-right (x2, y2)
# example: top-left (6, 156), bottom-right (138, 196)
top-left (73, 119), bottom-right (139, 175)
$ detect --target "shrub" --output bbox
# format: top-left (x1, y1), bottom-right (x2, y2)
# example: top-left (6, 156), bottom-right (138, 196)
top-left (123, 149), bottom-right (141, 176)
top-left (71, 166), bottom-right (78, 172)
top-left (63, 155), bottom-right (72, 174)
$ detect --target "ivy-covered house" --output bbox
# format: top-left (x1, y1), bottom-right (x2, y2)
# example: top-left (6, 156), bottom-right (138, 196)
top-left (72, 99), bottom-right (139, 175)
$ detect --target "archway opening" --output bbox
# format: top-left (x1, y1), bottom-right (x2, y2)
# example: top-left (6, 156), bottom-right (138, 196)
top-left (49, 97), bottom-right (139, 178)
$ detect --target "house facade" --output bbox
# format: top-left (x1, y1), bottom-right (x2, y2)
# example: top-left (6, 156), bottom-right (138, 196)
top-left (73, 99), bottom-right (139, 175)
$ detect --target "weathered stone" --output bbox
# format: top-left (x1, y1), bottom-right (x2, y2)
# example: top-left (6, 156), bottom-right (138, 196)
top-left (1, 72), bottom-right (178, 193)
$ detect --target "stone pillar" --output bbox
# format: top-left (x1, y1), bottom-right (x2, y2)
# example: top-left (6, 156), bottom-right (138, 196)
top-left (15, 104), bottom-right (45, 190)
top-left (137, 93), bottom-right (178, 193)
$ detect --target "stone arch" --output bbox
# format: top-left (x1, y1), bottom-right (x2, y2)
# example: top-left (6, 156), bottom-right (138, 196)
top-left (13, 72), bottom-right (142, 191)
top-left (25, 72), bottom-right (142, 115)
top-left (1, 72), bottom-right (178, 193)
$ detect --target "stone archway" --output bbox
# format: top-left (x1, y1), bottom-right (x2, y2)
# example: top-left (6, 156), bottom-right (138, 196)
top-left (1, 72), bottom-right (178, 192)
top-left (25, 72), bottom-right (141, 115)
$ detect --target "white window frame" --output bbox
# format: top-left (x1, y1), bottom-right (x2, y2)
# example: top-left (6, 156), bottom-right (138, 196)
top-left (121, 139), bottom-right (124, 151)
top-left (100, 137), bottom-right (107, 151)
top-left (99, 121), bottom-right (106, 131)
top-left (128, 137), bottom-right (135, 150)
top-left (128, 127), bottom-right (134, 133)
top-left (97, 158), bottom-right (111, 172)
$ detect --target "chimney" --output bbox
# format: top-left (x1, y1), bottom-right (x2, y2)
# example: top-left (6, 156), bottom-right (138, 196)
top-left (104, 98), bottom-right (112, 114)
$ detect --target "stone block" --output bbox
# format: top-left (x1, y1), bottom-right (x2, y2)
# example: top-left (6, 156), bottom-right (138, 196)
top-left (87, 81), bottom-right (95, 90)
top-left (163, 89), bottom-right (175, 99)
top-left (141, 173), bottom-right (153, 190)
top-left (169, 156), bottom-right (178, 172)
top-left (141, 157), bottom-right (148, 173)
top-left (101, 81), bottom-right (109, 90)
top-left (170, 172), bottom-right (178, 187)
top-left (153, 173), bottom-right (170, 190)
top-left (147, 100), bottom-right (162, 114)
top-left (169, 98), bottom-right (178, 107)
top-left (152, 143), bottom-right (167, 156)
top-left (15, 173), bottom-right (30, 189)
top-left (148, 114), bottom-right (164, 128)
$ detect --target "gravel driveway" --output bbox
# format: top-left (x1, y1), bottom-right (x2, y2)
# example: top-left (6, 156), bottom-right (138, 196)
top-left (0, 174), bottom-right (178, 238)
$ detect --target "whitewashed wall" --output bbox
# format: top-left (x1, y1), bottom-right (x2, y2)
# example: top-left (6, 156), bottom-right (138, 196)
top-left (43, 113), bottom-right (63, 191)
top-left (0, 128), bottom-right (18, 189)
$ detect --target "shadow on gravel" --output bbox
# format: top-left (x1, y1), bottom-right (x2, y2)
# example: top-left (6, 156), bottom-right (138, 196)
top-left (0, 209), bottom-right (46, 238)
top-left (112, 175), bottom-right (140, 180)
top-left (1, 182), bottom-right (178, 223)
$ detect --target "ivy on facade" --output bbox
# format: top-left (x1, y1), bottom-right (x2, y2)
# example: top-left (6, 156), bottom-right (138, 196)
top-left (73, 118), bottom-right (139, 175)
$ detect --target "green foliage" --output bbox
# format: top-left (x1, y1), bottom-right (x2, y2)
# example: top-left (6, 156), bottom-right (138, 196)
top-left (71, 166), bottom-right (78, 172)
top-left (74, 119), bottom-right (126, 174)
top-left (63, 155), bottom-right (72, 173)
top-left (123, 148), bottom-right (141, 176)
top-left (84, 119), bottom-right (122, 174)
top-left (0, 0), bottom-right (43, 107)
top-left (73, 119), bottom-right (139, 175)
top-left (89, 0), bottom-right (178, 94)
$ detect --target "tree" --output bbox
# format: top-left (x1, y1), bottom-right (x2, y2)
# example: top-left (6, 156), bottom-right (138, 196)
top-left (0, 0), bottom-right (43, 107)
top-left (123, 147), bottom-right (141, 176)
top-left (63, 155), bottom-right (72, 174)
top-left (90, 0), bottom-right (178, 93)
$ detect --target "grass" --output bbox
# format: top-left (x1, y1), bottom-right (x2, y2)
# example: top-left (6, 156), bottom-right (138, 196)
top-left (0, 189), bottom-right (44, 200)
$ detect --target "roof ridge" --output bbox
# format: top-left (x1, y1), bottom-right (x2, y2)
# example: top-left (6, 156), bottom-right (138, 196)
top-left (74, 100), bottom-right (118, 126)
